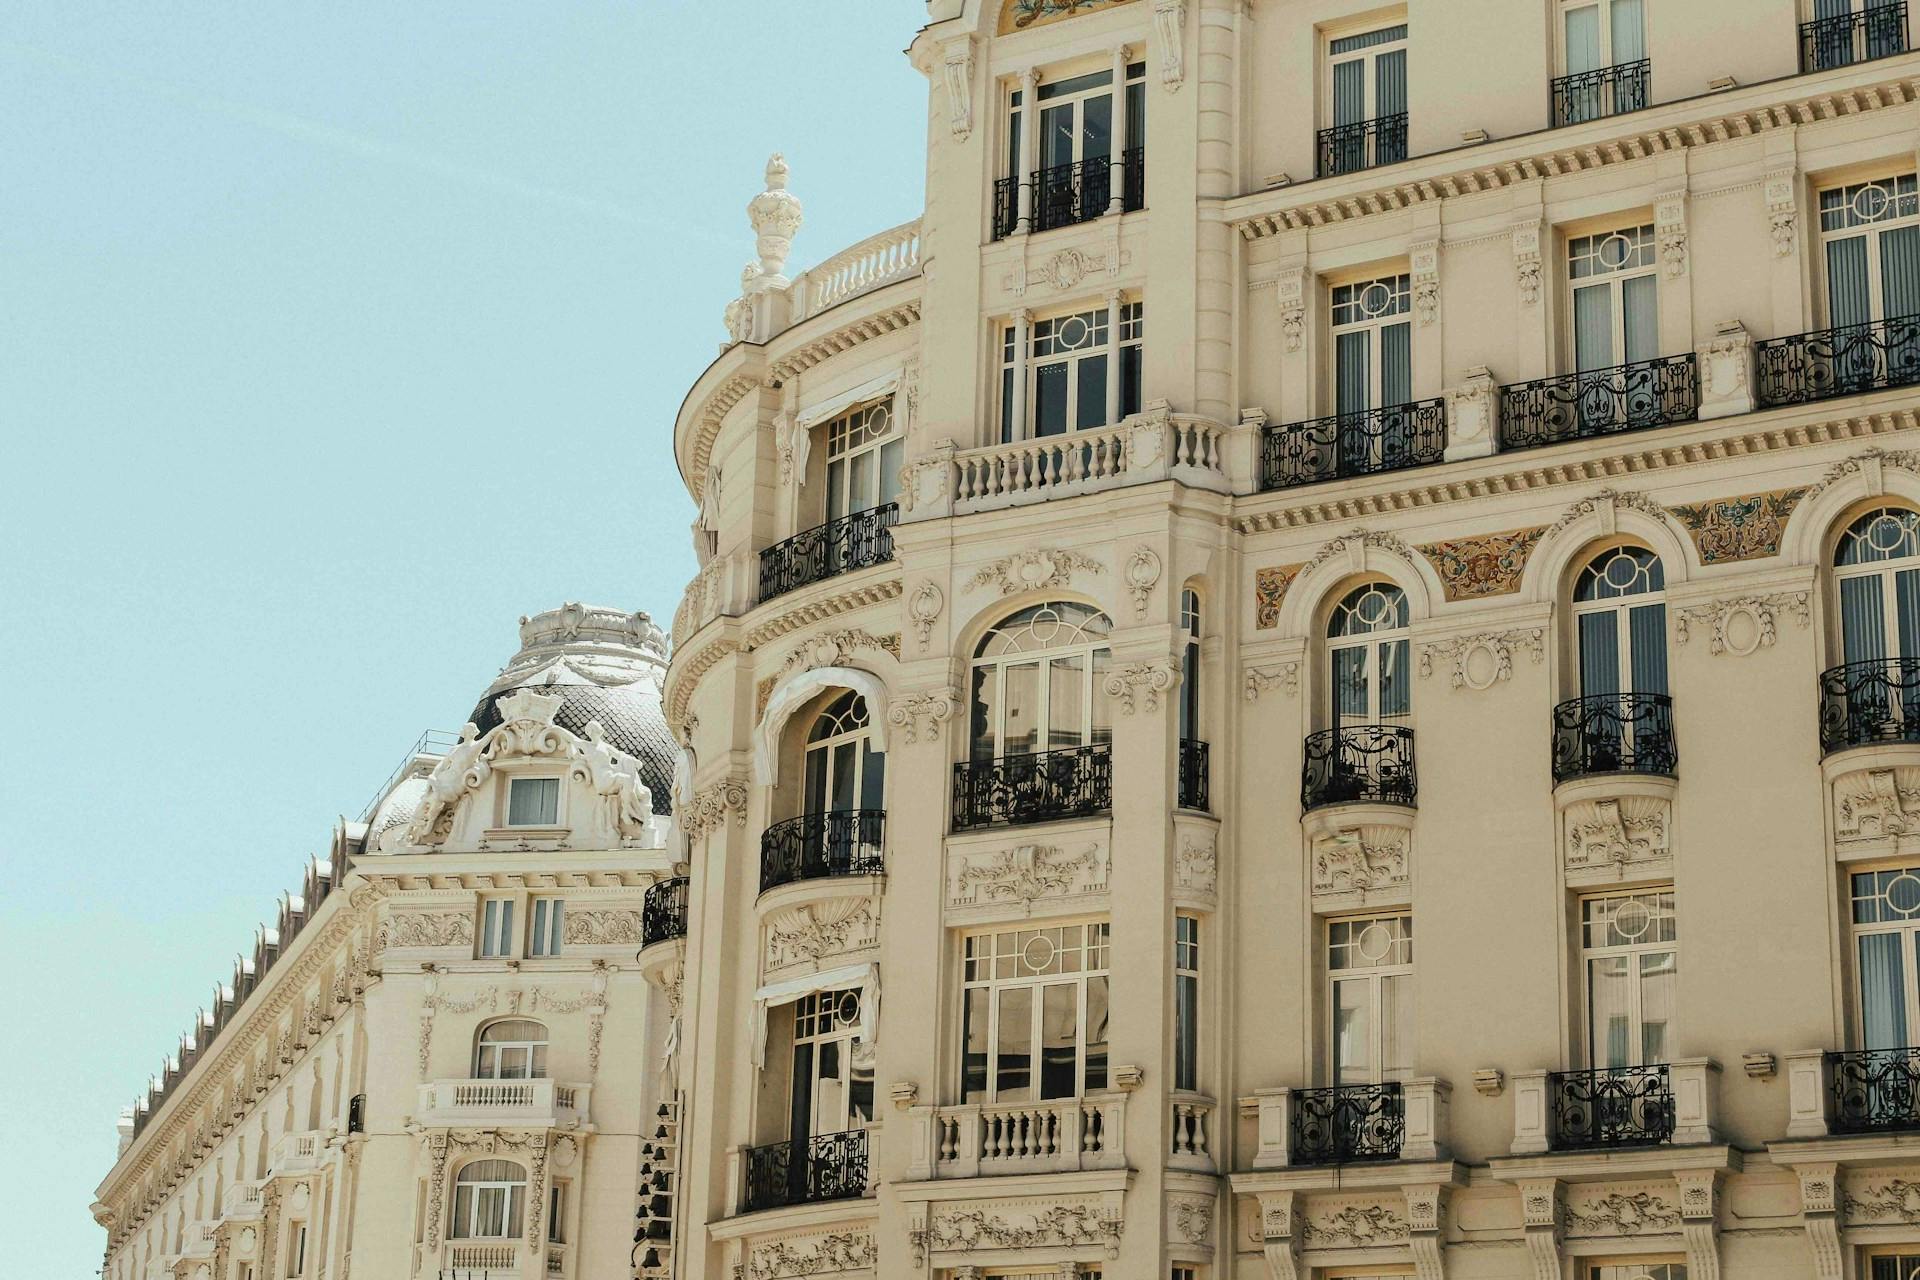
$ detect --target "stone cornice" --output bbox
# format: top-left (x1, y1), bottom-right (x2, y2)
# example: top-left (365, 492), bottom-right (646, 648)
top-left (1228, 67), bottom-right (1920, 241)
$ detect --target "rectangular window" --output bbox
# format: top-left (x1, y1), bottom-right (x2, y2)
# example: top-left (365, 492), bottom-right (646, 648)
top-left (479, 899), bottom-right (514, 959)
top-left (1850, 866), bottom-right (1920, 1048)
top-left (1323, 22), bottom-right (1408, 174)
top-left (1174, 915), bottom-right (1200, 1091)
top-left (1001, 302), bottom-right (1144, 441)
top-left (287, 1224), bottom-right (306, 1277)
top-left (1871, 1252), bottom-right (1920, 1280)
top-left (1002, 62), bottom-right (1147, 236)
top-left (506, 776), bottom-right (560, 827)
top-left (822, 401), bottom-right (902, 524)
top-left (962, 922), bottom-right (1111, 1102)
top-left (787, 990), bottom-right (874, 1142)
top-left (529, 897), bottom-right (564, 958)
top-left (1582, 889), bottom-right (1678, 1068)
top-left (1820, 174), bottom-right (1920, 328)
top-left (546, 1182), bottom-right (566, 1244)
top-left (1569, 225), bottom-right (1659, 372)
top-left (1589, 1265), bottom-right (1684, 1280)
top-left (1330, 274), bottom-right (1413, 419)
top-left (1328, 913), bottom-right (1414, 1084)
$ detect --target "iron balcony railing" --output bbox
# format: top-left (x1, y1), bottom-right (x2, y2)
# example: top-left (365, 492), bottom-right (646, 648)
top-left (1260, 399), bottom-right (1447, 490)
top-left (1178, 738), bottom-right (1210, 812)
top-left (1316, 113), bottom-right (1408, 178)
top-left (1290, 1083), bottom-right (1406, 1165)
top-left (953, 743), bottom-right (1113, 830)
top-left (1756, 313), bottom-right (1920, 409)
top-left (757, 503), bottom-right (897, 604)
top-left (992, 149), bottom-right (1144, 241)
top-left (1830, 1047), bottom-right (1920, 1134)
top-left (1498, 354), bottom-right (1698, 451)
top-left (1801, 1), bottom-right (1909, 72)
top-left (641, 876), bottom-right (689, 948)
top-left (992, 174), bottom-right (1019, 240)
top-left (1551, 58), bottom-right (1650, 127)
top-left (741, 1128), bottom-right (868, 1213)
top-left (1301, 725), bottom-right (1417, 812)
top-left (1551, 693), bottom-right (1677, 784)
top-left (759, 810), bottom-right (886, 894)
top-left (1819, 658), bottom-right (1920, 754)
top-left (1549, 1064), bottom-right (1675, 1150)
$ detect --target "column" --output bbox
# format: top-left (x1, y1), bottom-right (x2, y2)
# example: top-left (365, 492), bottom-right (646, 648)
top-left (1105, 290), bottom-right (1124, 426)
top-left (1016, 68), bottom-right (1039, 233)
top-left (1009, 309), bottom-right (1032, 441)
top-left (1107, 45), bottom-right (1130, 216)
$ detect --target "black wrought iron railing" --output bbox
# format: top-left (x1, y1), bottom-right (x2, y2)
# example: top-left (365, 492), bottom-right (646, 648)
top-left (1178, 738), bottom-right (1210, 812)
top-left (1801, 1), bottom-right (1909, 72)
top-left (1499, 355), bottom-right (1698, 451)
top-left (759, 810), bottom-right (886, 894)
top-left (1551, 58), bottom-right (1650, 127)
top-left (742, 1128), bottom-right (868, 1213)
top-left (1301, 725), bottom-right (1417, 811)
top-left (992, 174), bottom-right (1019, 241)
top-left (1756, 314), bottom-right (1920, 409)
top-left (1551, 693), bottom-right (1677, 784)
top-left (641, 876), bottom-right (689, 948)
top-left (953, 743), bottom-right (1113, 830)
top-left (991, 148), bottom-right (1143, 241)
top-left (757, 503), bottom-right (898, 604)
top-left (1830, 1047), bottom-right (1920, 1133)
top-left (1260, 399), bottom-right (1447, 490)
top-left (1819, 658), bottom-right (1920, 754)
top-left (1549, 1064), bottom-right (1675, 1150)
top-left (1316, 113), bottom-right (1408, 178)
top-left (1290, 1083), bottom-right (1406, 1165)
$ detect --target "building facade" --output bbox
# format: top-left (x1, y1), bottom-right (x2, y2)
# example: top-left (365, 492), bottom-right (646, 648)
top-left (665, 2), bottom-right (1920, 1279)
top-left (92, 605), bottom-right (687, 1280)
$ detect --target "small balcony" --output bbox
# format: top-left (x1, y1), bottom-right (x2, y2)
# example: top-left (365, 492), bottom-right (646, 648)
top-left (1177, 738), bottom-right (1211, 812)
top-left (1301, 725), bottom-right (1416, 813)
top-left (1819, 658), bottom-right (1920, 755)
top-left (991, 148), bottom-right (1143, 241)
top-left (1801, 1), bottom-right (1909, 73)
top-left (1831, 1046), bottom-right (1920, 1134)
top-left (740, 1127), bottom-right (869, 1213)
top-left (1498, 355), bottom-right (1698, 452)
top-left (1316, 113), bottom-right (1408, 178)
top-left (1551, 59), bottom-right (1650, 127)
top-left (756, 503), bottom-right (897, 604)
top-left (220, 1179), bottom-right (265, 1221)
top-left (1247, 1078), bottom-right (1451, 1168)
top-left (759, 809), bottom-right (886, 894)
top-left (952, 743), bottom-right (1112, 831)
top-left (1551, 693), bottom-right (1677, 784)
top-left (1547, 1064), bottom-right (1675, 1150)
top-left (413, 1078), bottom-right (591, 1130)
top-left (642, 876), bottom-right (689, 948)
top-left (1756, 314), bottom-right (1920, 410)
top-left (1259, 399), bottom-right (1447, 491)
top-left (908, 1094), bottom-right (1129, 1180)
top-left (268, 1130), bottom-right (323, 1177)
top-left (448, 1242), bottom-right (520, 1272)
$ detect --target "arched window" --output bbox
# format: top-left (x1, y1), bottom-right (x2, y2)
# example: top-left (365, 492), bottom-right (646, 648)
top-left (1326, 582), bottom-right (1410, 730)
top-left (451, 1160), bottom-right (526, 1240)
top-left (1835, 507), bottom-right (1920, 666)
top-left (805, 692), bottom-right (885, 816)
top-left (474, 1020), bottom-right (548, 1081)
top-left (969, 602), bottom-right (1113, 760)
top-left (1573, 546), bottom-right (1668, 697)
top-left (786, 989), bottom-right (873, 1145)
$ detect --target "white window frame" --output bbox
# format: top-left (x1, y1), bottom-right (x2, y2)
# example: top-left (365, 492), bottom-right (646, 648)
top-left (1329, 273), bottom-right (1412, 417)
top-left (1326, 581), bottom-right (1412, 730)
top-left (505, 775), bottom-right (561, 828)
top-left (1580, 888), bottom-right (1679, 1069)
top-left (1834, 506), bottom-right (1920, 666)
top-left (528, 897), bottom-right (564, 958)
top-left (546, 1181), bottom-right (567, 1244)
top-left (1324, 21), bottom-right (1408, 127)
top-left (820, 400), bottom-right (902, 526)
top-left (804, 692), bottom-right (885, 816)
top-left (478, 898), bottom-right (515, 959)
top-left (1557, 0), bottom-right (1646, 74)
top-left (1864, 1247), bottom-right (1920, 1280)
top-left (1848, 864), bottom-right (1920, 1048)
top-left (1001, 301), bottom-right (1144, 439)
top-left (969, 603), bottom-right (1114, 760)
top-left (961, 920), bottom-right (1112, 1103)
top-left (1178, 589), bottom-right (1203, 742)
top-left (1326, 912), bottom-right (1414, 1085)
top-left (1585, 1264), bottom-right (1687, 1280)
top-left (1572, 546), bottom-right (1668, 697)
top-left (450, 1163), bottom-right (527, 1240)
top-left (1819, 173), bottom-right (1920, 326)
top-left (786, 989), bottom-right (873, 1139)
top-left (474, 1019), bottom-right (549, 1081)
top-left (286, 1223), bottom-right (306, 1277)
top-left (1034, 66), bottom-right (1119, 174)
top-left (1567, 224), bottom-right (1659, 371)
top-left (1174, 915), bottom-right (1201, 1092)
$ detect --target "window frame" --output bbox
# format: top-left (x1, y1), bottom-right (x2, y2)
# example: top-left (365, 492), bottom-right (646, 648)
top-left (505, 775), bottom-right (561, 828)
top-left (1325, 911), bottom-right (1415, 1085)
top-left (968, 602), bottom-right (1114, 761)
top-left (1174, 914), bottom-right (1201, 1092)
top-left (474, 1018), bottom-right (550, 1081)
top-left (1580, 887), bottom-right (1679, 1069)
top-left (1325, 581), bottom-right (1413, 730)
top-left (999, 300), bottom-right (1144, 441)
top-left (1848, 863), bottom-right (1920, 1049)
top-left (960, 919), bottom-right (1112, 1104)
top-left (449, 1161), bottom-right (528, 1241)
top-left (1571, 545), bottom-right (1669, 698)
top-left (804, 692), bottom-right (886, 816)
top-left (1817, 172), bottom-right (1920, 327)
top-left (1178, 589), bottom-right (1203, 741)
top-left (478, 898), bottom-right (515, 960)
top-left (1323, 20), bottom-right (1409, 128)
top-left (786, 989), bottom-right (874, 1142)
top-left (1557, 0), bottom-right (1647, 74)
top-left (528, 896), bottom-right (564, 959)
top-left (1565, 223), bottom-right (1660, 372)
top-left (1833, 506), bottom-right (1920, 667)
top-left (819, 399), bottom-right (903, 526)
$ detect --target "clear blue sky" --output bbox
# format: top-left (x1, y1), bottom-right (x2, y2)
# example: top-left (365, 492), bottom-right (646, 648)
top-left (0, 4), bottom-right (925, 1270)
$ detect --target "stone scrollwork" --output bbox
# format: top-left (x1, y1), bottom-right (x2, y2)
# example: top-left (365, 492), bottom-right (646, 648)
top-left (387, 911), bottom-right (474, 950)
top-left (1768, 169), bottom-right (1800, 257)
top-left (1175, 831), bottom-right (1217, 899)
top-left (1301, 1201), bottom-right (1408, 1247)
top-left (940, 36), bottom-right (975, 139)
top-left (967, 547), bottom-right (1105, 595)
top-left (1835, 766), bottom-right (1920, 850)
top-left (1656, 191), bottom-right (1689, 278)
top-left (1417, 527), bottom-right (1546, 602)
top-left (1104, 658), bottom-right (1179, 714)
top-left (1168, 1195), bottom-right (1212, 1244)
top-left (560, 908), bottom-right (643, 947)
top-left (924, 1202), bottom-right (1121, 1257)
top-left (1673, 592), bottom-right (1810, 656)
top-left (1514, 223), bottom-right (1543, 306)
top-left (1418, 628), bottom-right (1544, 690)
top-left (1565, 795), bottom-right (1672, 884)
top-left (1843, 1174), bottom-right (1920, 1224)
top-left (949, 841), bottom-right (1108, 915)
top-left (757, 629), bottom-right (901, 714)
top-left (1566, 1187), bottom-right (1681, 1235)
top-left (1311, 826), bottom-right (1410, 904)
top-left (1124, 546), bottom-right (1162, 618)
top-left (1153, 0), bottom-right (1187, 90)
top-left (1411, 239), bottom-right (1440, 326)
top-left (764, 900), bottom-right (880, 973)
top-left (1276, 266), bottom-right (1306, 352)
top-left (746, 1230), bottom-right (878, 1280)
top-left (908, 581), bottom-right (944, 651)
top-left (1244, 661), bottom-right (1300, 700)
top-left (684, 775), bottom-right (749, 841)
top-left (1547, 487), bottom-right (1673, 539)
top-left (888, 686), bottom-right (957, 744)
top-left (1254, 564), bottom-right (1305, 629)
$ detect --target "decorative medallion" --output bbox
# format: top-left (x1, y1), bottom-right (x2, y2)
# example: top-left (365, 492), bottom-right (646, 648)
top-left (967, 548), bottom-right (1105, 595)
top-left (1417, 527), bottom-right (1546, 601)
top-left (1668, 487), bottom-right (1807, 564)
top-left (1672, 591), bottom-right (1810, 656)
top-left (1418, 628), bottom-right (1545, 689)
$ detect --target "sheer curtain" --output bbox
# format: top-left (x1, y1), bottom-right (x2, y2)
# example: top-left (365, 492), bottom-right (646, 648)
top-left (1628, 603), bottom-right (1669, 695)
top-left (1611, 0), bottom-right (1645, 62)
top-left (1623, 274), bottom-right (1660, 364)
top-left (1574, 285), bottom-right (1616, 371)
top-left (1860, 932), bottom-right (1910, 1050)
top-left (1842, 574), bottom-right (1890, 663)
top-left (1564, 4), bottom-right (1602, 72)
top-left (1829, 234), bottom-right (1873, 327)
top-left (1579, 612), bottom-right (1622, 697)
top-left (1589, 957), bottom-right (1633, 1067)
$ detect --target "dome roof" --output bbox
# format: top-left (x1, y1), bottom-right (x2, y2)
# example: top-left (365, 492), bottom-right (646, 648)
top-left (466, 604), bottom-right (676, 816)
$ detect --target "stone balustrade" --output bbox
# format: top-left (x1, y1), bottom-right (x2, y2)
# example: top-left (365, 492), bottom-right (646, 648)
top-left (905, 1092), bottom-right (1128, 1180)
top-left (269, 1130), bottom-right (324, 1177)
top-left (448, 1241), bottom-right (519, 1271)
top-left (412, 1078), bottom-right (591, 1130)
top-left (221, 1178), bottom-right (264, 1220)
top-left (792, 220), bottom-right (922, 322)
top-left (1169, 1091), bottom-right (1217, 1171)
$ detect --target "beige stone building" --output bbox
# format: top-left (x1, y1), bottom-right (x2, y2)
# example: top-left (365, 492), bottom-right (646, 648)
top-left (92, 605), bottom-right (688, 1280)
top-left (663, 1), bottom-right (1920, 1279)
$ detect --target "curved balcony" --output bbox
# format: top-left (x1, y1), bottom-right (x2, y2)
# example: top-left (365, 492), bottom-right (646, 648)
top-left (1551, 693), bottom-right (1676, 784)
top-left (1801, 1), bottom-right (1909, 73)
top-left (1756, 313), bottom-right (1920, 409)
top-left (1551, 58), bottom-right (1650, 127)
top-left (741, 1128), bottom-right (868, 1213)
top-left (952, 743), bottom-right (1112, 831)
top-left (1497, 354), bottom-right (1697, 452)
top-left (1260, 399), bottom-right (1447, 490)
top-left (756, 503), bottom-right (897, 604)
top-left (1820, 658), bottom-right (1920, 755)
top-left (1830, 1046), bottom-right (1920, 1134)
top-left (642, 876), bottom-right (689, 948)
top-left (759, 810), bottom-right (886, 894)
top-left (1301, 725), bottom-right (1416, 812)
top-left (1547, 1064), bottom-right (1674, 1150)
top-left (1290, 1083), bottom-right (1405, 1165)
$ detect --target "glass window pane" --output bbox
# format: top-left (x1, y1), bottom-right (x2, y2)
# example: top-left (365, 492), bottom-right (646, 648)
top-left (1884, 224), bottom-right (1920, 320)
top-left (815, 1041), bottom-right (844, 1135)
top-left (1048, 654), bottom-right (1085, 750)
top-left (1841, 573), bottom-right (1890, 664)
top-left (1574, 283), bottom-right (1616, 371)
top-left (830, 741), bottom-right (857, 812)
top-left (995, 987), bottom-right (1033, 1101)
top-left (1084, 974), bottom-right (1110, 1092)
top-left (1335, 330), bottom-right (1372, 415)
top-left (1378, 638), bottom-right (1410, 719)
top-left (1622, 274), bottom-right (1660, 364)
top-left (1589, 955), bottom-right (1634, 1068)
top-left (1611, 0), bottom-right (1646, 61)
top-left (1004, 663), bottom-right (1040, 755)
top-left (962, 988), bottom-right (990, 1102)
top-left (1090, 649), bottom-right (1112, 745)
top-left (1638, 949), bottom-right (1676, 1063)
top-left (1041, 103), bottom-right (1075, 169)
top-left (1375, 48), bottom-right (1407, 117)
top-left (847, 451), bottom-right (874, 513)
top-left (1076, 353), bottom-right (1108, 430)
top-left (1333, 645), bottom-right (1370, 723)
top-left (1332, 58), bottom-right (1366, 125)
top-left (1039, 983), bottom-right (1079, 1099)
top-left (1860, 932), bottom-right (1911, 1050)
top-left (1333, 978), bottom-right (1372, 1083)
top-left (1565, 4), bottom-right (1602, 72)
top-left (1081, 93), bottom-right (1112, 159)
top-left (1579, 611), bottom-right (1623, 697)
top-left (1830, 234), bottom-right (1873, 328)
top-left (1174, 973), bottom-right (1198, 1091)
top-left (970, 666), bottom-right (999, 760)
top-left (1034, 361), bottom-right (1069, 437)
top-left (1380, 322), bottom-right (1411, 406)
top-left (1629, 603), bottom-right (1669, 695)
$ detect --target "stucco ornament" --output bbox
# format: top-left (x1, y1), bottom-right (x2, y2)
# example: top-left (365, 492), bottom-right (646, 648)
top-left (1124, 546), bottom-right (1161, 618)
top-left (1514, 224), bottom-right (1544, 305)
top-left (908, 581), bottom-right (944, 650)
top-left (1104, 659), bottom-right (1178, 714)
top-left (1767, 169), bottom-right (1799, 256)
top-left (888, 687), bottom-right (957, 744)
top-left (572, 719), bottom-right (655, 833)
top-left (1153, 0), bottom-right (1187, 89)
top-left (925, 1202), bottom-right (1121, 1254)
top-left (1673, 592), bottom-right (1810, 655)
top-left (747, 1231), bottom-right (878, 1280)
top-left (953, 842), bottom-right (1105, 910)
top-left (967, 547), bottom-right (1105, 594)
top-left (405, 724), bottom-right (490, 845)
top-left (1312, 828), bottom-right (1409, 896)
top-left (683, 776), bottom-right (749, 840)
top-left (1276, 267), bottom-right (1306, 351)
top-left (1845, 1176), bottom-right (1920, 1223)
top-left (1302, 1202), bottom-right (1407, 1246)
top-left (1243, 662), bottom-right (1300, 700)
top-left (1566, 1188), bottom-right (1681, 1235)
top-left (1566, 796), bottom-right (1670, 874)
top-left (747, 153), bottom-right (803, 285)
top-left (940, 35), bottom-right (975, 138)
top-left (1418, 629), bottom-right (1544, 689)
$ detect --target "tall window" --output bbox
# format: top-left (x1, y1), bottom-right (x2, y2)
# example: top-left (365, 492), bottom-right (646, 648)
top-left (1174, 916), bottom-right (1200, 1091)
top-left (1808, 0), bottom-right (1908, 69)
top-left (822, 402), bottom-right (902, 526)
top-left (546, 1183), bottom-right (567, 1244)
top-left (1327, 583), bottom-right (1410, 731)
top-left (528, 897), bottom-right (564, 958)
top-left (1332, 274), bottom-right (1412, 420)
top-left (1869, 1250), bottom-right (1920, 1280)
top-left (787, 990), bottom-right (874, 1144)
top-left (1582, 889), bottom-right (1677, 1068)
top-left (1589, 1265), bottom-right (1684, 1280)
top-left (1570, 226), bottom-right (1659, 374)
top-left (805, 692), bottom-right (885, 817)
top-left (1821, 174), bottom-right (1920, 328)
top-left (478, 899), bottom-right (514, 959)
top-left (1178, 589), bottom-right (1202, 743)
top-left (1559, 0), bottom-right (1647, 123)
top-left (962, 922), bottom-right (1111, 1102)
top-left (450, 1160), bottom-right (526, 1240)
top-left (1002, 303), bottom-right (1145, 439)
top-left (1328, 24), bottom-right (1407, 133)
top-left (1328, 913), bottom-right (1413, 1085)
top-left (507, 776), bottom-right (559, 827)
top-left (969, 603), bottom-right (1113, 761)
top-left (1850, 866), bottom-right (1920, 1050)
top-left (1005, 64), bottom-right (1146, 217)
top-left (1836, 507), bottom-right (1920, 669)
top-left (474, 1020), bottom-right (549, 1080)
top-left (286, 1223), bottom-right (306, 1277)
top-left (1574, 547), bottom-right (1668, 698)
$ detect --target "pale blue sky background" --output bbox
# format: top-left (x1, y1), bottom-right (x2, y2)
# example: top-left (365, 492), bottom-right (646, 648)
top-left (0, 4), bottom-right (926, 1269)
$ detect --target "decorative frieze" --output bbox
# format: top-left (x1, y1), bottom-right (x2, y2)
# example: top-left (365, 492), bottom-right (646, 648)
top-left (919, 1199), bottom-right (1121, 1257)
top-left (947, 839), bottom-right (1109, 920)
top-left (1833, 765), bottom-right (1920, 853)
top-left (1418, 628), bottom-right (1544, 689)
top-left (966, 548), bottom-right (1105, 595)
top-left (746, 1229), bottom-right (878, 1279)
top-left (561, 908), bottom-right (643, 947)
top-left (1243, 661), bottom-right (1300, 699)
top-left (1564, 794), bottom-right (1673, 886)
top-left (1565, 1185), bottom-right (1681, 1236)
top-left (1103, 659), bottom-right (1178, 714)
top-left (1417, 527), bottom-right (1546, 602)
top-left (1310, 825), bottom-right (1411, 910)
top-left (684, 776), bottom-right (749, 841)
top-left (1001, 0), bottom-right (1138, 33)
top-left (387, 911), bottom-right (473, 951)
top-left (1673, 592), bottom-right (1810, 655)
top-left (1301, 1200), bottom-right (1408, 1248)
top-left (1842, 1172), bottom-right (1920, 1224)
top-left (1175, 828), bottom-right (1218, 902)
top-left (1668, 487), bottom-right (1807, 564)
top-left (763, 900), bottom-right (881, 974)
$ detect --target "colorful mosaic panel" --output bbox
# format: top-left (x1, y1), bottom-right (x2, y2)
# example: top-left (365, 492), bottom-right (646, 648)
top-left (1254, 563), bottom-right (1304, 629)
top-left (1001, 0), bottom-right (1138, 34)
top-left (1418, 527), bottom-right (1547, 602)
top-left (1669, 486), bottom-right (1808, 565)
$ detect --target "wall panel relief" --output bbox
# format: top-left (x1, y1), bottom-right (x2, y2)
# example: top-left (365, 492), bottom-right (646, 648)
top-left (1833, 765), bottom-right (1920, 858)
top-left (945, 837), bottom-right (1110, 923)
top-left (1564, 794), bottom-right (1674, 887)
top-left (1669, 487), bottom-right (1807, 564)
top-left (1417, 527), bottom-right (1545, 602)
top-left (1310, 825), bottom-right (1411, 911)
top-left (762, 899), bottom-right (881, 976)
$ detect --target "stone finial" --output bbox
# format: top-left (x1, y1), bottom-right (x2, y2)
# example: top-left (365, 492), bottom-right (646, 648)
top-left (747, 152), bottom-right (803, 287)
